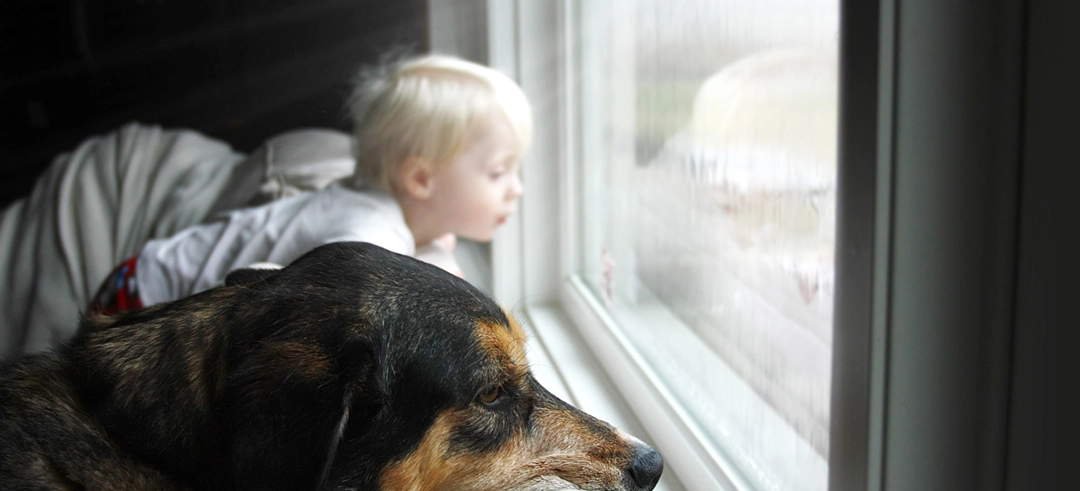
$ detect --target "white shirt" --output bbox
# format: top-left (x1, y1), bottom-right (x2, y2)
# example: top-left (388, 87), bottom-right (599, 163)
top-left (136, 182), bottom-right (413, 306)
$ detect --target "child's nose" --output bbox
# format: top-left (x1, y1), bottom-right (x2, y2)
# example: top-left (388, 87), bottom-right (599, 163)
top-left (507, 174), bottom-right (524, 199)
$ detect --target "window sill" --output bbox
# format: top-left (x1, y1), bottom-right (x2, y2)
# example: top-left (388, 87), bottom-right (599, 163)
top-left (519, 302), bottom-right (688, 491)
top-left (521, 276), bottom-right (828, 491)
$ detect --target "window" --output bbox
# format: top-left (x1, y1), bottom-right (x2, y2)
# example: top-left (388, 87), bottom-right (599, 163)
top-left (570, 1), bottom-right (838, 489)
top-left (468, 1), bottom-right (1037, 490)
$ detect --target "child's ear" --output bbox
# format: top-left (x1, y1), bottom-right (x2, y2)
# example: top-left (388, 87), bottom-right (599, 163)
top-left (400, 157), bottom-right (435, 200)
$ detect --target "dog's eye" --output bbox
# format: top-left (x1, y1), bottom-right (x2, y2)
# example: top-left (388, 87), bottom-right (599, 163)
top-left (478, 386), bottom-right (502, 405)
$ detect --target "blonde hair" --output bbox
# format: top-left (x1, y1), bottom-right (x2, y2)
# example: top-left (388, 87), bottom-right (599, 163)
top-left (347, 54), bottom-right (533, 193)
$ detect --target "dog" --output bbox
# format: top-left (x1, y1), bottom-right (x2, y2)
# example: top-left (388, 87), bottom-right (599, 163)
top-left (0, 241), bottom-right (663, 490)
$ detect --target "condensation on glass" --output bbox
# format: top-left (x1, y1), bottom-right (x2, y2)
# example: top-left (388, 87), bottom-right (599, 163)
top-left (576, 1), bottom-right (838, 489)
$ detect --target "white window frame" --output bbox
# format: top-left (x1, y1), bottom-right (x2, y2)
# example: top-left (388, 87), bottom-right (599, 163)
top-left (429, 0), bottom-right (1047, 490)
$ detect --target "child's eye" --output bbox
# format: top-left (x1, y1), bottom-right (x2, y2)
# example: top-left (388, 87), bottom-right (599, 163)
top-left (488, 159), bottom-right (520, 180)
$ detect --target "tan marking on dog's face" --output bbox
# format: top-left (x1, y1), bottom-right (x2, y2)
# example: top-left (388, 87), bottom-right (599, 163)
top-left (377, 313), bottom-right (634, 491)
top-left (377, 405), bottom-right (633, 491)
top-left (474, 315), bottom-right (529, 385)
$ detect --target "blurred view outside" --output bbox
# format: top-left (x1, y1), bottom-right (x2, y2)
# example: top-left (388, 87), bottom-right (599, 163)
top-left (576, 1), bottom-right (838, 489)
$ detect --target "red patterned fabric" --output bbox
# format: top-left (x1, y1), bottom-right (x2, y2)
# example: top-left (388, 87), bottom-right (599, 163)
top-left (88, 256), bottom-right (143, 315)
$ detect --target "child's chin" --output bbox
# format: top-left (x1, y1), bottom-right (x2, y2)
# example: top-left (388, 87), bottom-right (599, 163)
top-left (462, 230), bottom-right (496, 243)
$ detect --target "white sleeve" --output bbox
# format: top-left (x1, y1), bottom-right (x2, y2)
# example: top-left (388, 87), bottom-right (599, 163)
top-left (324, 228), bottom-right (412, 256)
top-left (321, 207), bottom-right (415, 257)
top-left (415, 241), bottom-right (464, 277)
top-left (304, 184), bottom-right (416, 257)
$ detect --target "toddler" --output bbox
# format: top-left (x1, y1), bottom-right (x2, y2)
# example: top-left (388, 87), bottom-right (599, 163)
top-left (89, 54), bottom-right (532, 313)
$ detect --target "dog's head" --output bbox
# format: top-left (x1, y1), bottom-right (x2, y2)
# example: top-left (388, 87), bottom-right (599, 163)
top-left (168, 242), bottom-right (662, 490)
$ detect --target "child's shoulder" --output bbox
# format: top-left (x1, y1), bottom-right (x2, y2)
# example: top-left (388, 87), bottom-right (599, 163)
top-left (318, 181), bottom-right (399, 211)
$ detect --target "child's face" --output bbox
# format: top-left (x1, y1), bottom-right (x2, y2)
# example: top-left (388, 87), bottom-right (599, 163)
top-left (428, 115), bottom-right (524, 242)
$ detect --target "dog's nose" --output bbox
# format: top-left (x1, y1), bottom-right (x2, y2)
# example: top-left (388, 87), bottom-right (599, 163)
top-left (626, 443), bottom-right (663, 490)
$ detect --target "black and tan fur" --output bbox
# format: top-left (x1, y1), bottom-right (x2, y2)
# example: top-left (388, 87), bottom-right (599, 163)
top-left (0, 242), bottom-right (662, 490)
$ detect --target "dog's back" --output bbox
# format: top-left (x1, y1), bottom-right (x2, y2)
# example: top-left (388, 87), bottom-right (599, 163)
top-left (2, 281), bottom-right (251, 489)
top-left (0, 350), bottom-right (188, 489)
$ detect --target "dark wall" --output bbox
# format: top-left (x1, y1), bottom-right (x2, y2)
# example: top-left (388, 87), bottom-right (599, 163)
top-left (0, 0), bottom-right (428, 207)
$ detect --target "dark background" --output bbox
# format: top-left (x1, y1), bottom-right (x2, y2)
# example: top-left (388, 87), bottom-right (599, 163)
top-left (0, 0), bottom-right (428, 208)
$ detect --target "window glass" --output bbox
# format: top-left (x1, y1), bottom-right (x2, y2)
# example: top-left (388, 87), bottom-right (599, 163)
top-left (575, 1), bottom-right (838, 489)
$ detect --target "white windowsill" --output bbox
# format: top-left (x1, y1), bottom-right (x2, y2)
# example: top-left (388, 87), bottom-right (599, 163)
top-left (519, 302), bottom-right (688, 491)
top-left (519, 276), bottom-right (828, 491)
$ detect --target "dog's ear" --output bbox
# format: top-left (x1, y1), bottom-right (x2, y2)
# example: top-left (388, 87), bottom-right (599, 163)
top-left (224, 264), bottom-right (281, 287)
top-left (318, 385), bottom-right (354, 489)
top-left (225, 333), bottom-right (384, 490)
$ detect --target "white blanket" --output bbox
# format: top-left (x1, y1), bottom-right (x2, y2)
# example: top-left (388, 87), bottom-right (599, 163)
top-left (0, 123), bottom-right (245, 356)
